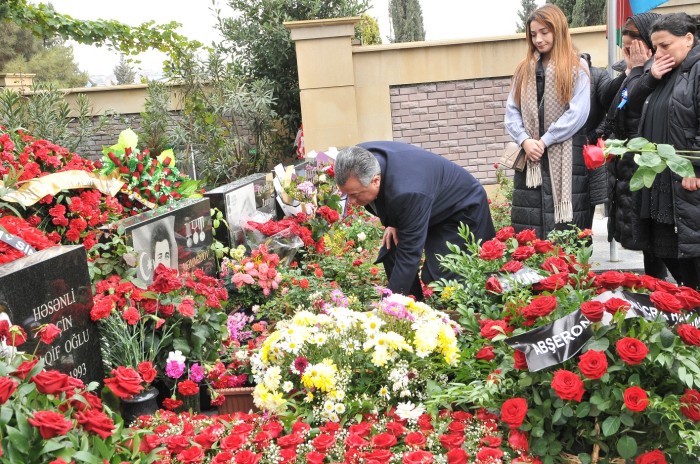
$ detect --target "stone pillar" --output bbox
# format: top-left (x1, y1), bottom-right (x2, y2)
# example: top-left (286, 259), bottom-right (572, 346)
top-left (0, 73), bottom-right (35, 92)
top-left (285, 17), bottom-right (361, 152)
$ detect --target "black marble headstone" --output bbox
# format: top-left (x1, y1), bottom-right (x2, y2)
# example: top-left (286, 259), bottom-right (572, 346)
top-left (110, 197), bottom-right (216, 284)
top-left (0, 245), bottom-right (104, 384)
top-left (205, 172), bottom-right (276, 249)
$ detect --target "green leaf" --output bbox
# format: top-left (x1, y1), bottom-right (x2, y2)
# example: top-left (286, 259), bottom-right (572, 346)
top-left (635, 152), bottom-right (663, 168)
top-left (6, 425), bottom-right (29, 454)
top-left (586, 338), bottom-right (609, 352)
top-left (656, 143), bottom-right (676, 158)
top-left (73, 450), bottom-right (104, 464)
top-left (667, 155), bottom-right (696, 178)
top-left (627, 137), bottom-right (650, 151)
top-left (642, 168), bottom-right (657, 188)
top-left (602, 416), bottom-right (621, 436)
top-left (616, 435), bottom-right (638, 459)
top-left (660, 327), bottom-right (676, 348)
top-left (41, 440), bottom-right (65, 454)
top-left (630, 168), bottom-right (646, 191)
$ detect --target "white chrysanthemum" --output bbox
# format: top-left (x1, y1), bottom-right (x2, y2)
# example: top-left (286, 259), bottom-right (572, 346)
top-left (263, 366), bottom-right (282, 391)
top-left (234, 350), bottom-right (248, 361)
top-left (323, 400), bottom-right (335, 413)
top-left (395, 401), bottom-right (425, 421)
top-left (362, 314), bottom-right (385, 333)
top-left (371, 346), bottom-right (390, 366)
top-left (334, 403), bottom-right (346, 414)
top-left (292, 310), bottom-right (319, 326)
top-left (282, 381), bottom-right (294, 393)
top-left (280, 337), bottom-right (303, 355)
top-left (311, 332), bottom-right (328, 345)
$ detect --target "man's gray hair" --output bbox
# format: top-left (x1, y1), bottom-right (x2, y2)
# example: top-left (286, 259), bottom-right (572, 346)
top-left (335, 146), bottom-right (381, 186)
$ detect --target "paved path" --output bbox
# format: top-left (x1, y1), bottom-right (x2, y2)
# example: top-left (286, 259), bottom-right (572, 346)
top-left (589, 210), bottom-right (644, 274)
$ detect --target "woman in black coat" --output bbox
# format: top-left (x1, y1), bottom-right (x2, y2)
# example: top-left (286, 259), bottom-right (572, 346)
top-left (626, 13), bottom-right (700, 288)
top-left (603, 12), bottom-right (668, 279)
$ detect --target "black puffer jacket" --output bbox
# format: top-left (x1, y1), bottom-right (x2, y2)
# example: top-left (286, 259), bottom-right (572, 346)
top-left (586, 67), bottom-right (627, 206)
top-left (605, 65), bottom-right (651, 249)
top-left (634, 44), bottom-right (700, 258)
top-left (511, 134), bottom-right (591, 239)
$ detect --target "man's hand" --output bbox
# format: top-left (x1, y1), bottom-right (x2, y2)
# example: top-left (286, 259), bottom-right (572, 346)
top-left (682, 176), bottom-right (700, 191)
top-left (382, 226), bottom-right (398, 249)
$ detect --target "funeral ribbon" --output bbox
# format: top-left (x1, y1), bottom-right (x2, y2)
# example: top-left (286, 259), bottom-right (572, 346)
top-left (0, 170), bottom-right (125, 207)
top-left (0, 227), bottom-right (37, 256)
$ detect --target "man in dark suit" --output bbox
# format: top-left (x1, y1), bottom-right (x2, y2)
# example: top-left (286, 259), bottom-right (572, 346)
top-left (335, 141), bottom-right (495, 299)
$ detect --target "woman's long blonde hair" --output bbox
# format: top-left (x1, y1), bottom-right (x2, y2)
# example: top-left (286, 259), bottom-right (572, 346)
top-left (512, 4), bottom-right (584, 106)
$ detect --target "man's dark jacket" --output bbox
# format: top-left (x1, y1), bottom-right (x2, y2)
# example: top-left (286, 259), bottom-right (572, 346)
top-left (358, 141), bottom-right (495, 295)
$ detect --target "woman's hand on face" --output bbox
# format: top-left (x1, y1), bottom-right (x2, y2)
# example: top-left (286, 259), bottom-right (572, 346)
top-left (625, 39), bottom-right (651, 72)
top-left (681, 176), bottom-right (700, 191)
top-left (650, 54), bottom-right (675, 80)
top-left (522, 138), bottom-right (544, 162)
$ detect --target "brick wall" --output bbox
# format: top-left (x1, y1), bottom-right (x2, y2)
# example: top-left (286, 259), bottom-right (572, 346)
top-left (390, 77), bottom-right (513, 185)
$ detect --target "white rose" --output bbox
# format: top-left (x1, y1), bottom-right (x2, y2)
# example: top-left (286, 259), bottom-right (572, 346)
top-left (357, 232), bottom-right (366, 242)
top-left (319, 174), bottom-right (327, 182)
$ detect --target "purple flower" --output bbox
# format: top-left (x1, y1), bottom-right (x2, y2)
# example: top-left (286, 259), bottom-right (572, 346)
top-left (227, 312), bottom-right (253, 342)
top-left (189, 363), bottom-right (205, 383)
top-left (330, 289), bottom-right (348, 307)
top-left (297, 181), bottom-right (316, 196)
top-left (292, 356), bottom-right (309, 375)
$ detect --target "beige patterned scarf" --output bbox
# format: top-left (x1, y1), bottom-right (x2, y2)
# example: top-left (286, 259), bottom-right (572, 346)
top-left (520, 55), bottom-right (574, 224)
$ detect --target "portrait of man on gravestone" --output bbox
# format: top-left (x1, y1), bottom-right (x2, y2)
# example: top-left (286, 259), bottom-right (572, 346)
top-left (131, 216), bottom-right (178, 284)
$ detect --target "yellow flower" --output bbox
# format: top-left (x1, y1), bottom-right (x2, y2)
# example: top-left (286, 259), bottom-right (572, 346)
top-left (441, 286), bottom-right (456, 301)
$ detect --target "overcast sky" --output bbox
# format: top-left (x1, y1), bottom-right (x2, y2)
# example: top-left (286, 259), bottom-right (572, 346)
top-left (43, 0), bottom-right (544, 77)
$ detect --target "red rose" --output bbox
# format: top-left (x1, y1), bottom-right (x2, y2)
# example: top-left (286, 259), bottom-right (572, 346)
top-left (278, 432), bottom-right (305, 449)
top-left (451, 411), bottom-right (473, 422)
top-left (291, 420), bottom-right (311, 435)
top-left (604, 297), bottom-right (631, 314)
top-left (680, 389), bottom-right (700, 422)
top-left (512, 246), bottom-right (536, 261)
top-left (678, 324), bottom-right (700, 346)
top-left (551, 369), bottom-right (585, 402)
top-left (176, 445), bottom-right (205, 463)
top-left (403, 450), bottom-right (434, 464)
top-left (580, 301), bottom-right (605, 322)
top-left (446, 420), bottom-right (466, 435)
top-left (74, 408), bottom-right (115, 439)
top-left (311, 433), bottom-right (336, 452)
top-left (495, 226), bottom-right (515, 241)
top-left (11, 358), bottom-right (38, 380)
top-left (361, 449), bottom-right (393, 462)
top-left (501, 397), bottom-right (528, 428)
top-left (541, 256), bottom-right (568, 274)
top-left (485, 276), bottom-right (503, 294)
top-left (533, 272), bottom-right (569, 291)
top-left (439, 433), bottom-right (465, 450)
top-left (36, 323), bottom-right (62, 345)
top-left (31, 370), bottom-right (73, 395)
top-left (476, 447), bottom-right (504, 461)
top-left (404, 431), bottom-right (427, 448)
top-left (501, 260), bottom-right (524, 273)
top-left (578, 350), bottom-right (608, 379)
top-left (220, 433), bottom-right (247, 451)
top-left (262, 421), bottom-right (284, 438)
top-left (515, 229), bottom-right (537, 244)
top-left (104, 366), bottom-right (144, 399)
top-left (345, 433), bottom-right (369, 448)
top-left (650, 291), bottom-right (684, 314)
top-left (234, 449), bottom-right (262, 464)
top-left (7, 325), bottom-right (27, 347)
top-left (0, 377), bottom-right (18, 404)
top-left (278, 448), bottom-right (296, 464)
top-left (370, 432), bottom-right (397, 449)
top-left (27, 410), bottom-right (73, 439)
top-left (348, 421), bottom-right (372, 437)
top-left (479, 239), bottom-right (506, 260)
top-left (480, 319), bottom-right (511, 340)
top-left (178, 380), bottom-right (200, 397)
top-left (583, 140), bottom-right (605, 169)
top-left (595, 271), bottom-right (626, 289)
top-left (165, 434), bottom-right (190, 453)
top-left (305, 451), bottom-right (325, 464)
top-left (522, 295), bottom-right (557, 318)
top-left (508, 429), bottom-right (529, 451)
top-left (476, 345), bottom-right (496, 361)
top-left (624, 386), bottom-right (649, 412)
top-left (446, 448), bottom-right (469, 464)
top-left (480, 435), bottom-right (502, 447)
top-left (676, 286), bottom-right (700, 310)
top-left (532, 239), bottom-right (554, 254)
top-left (635, 450), bottom-right (667, 464)
top-left (514, 350), bottom-right (528, 370)
top-left (137, 361), bottom-right (157, 384)
top-left (616, 337), bottom-right (649, 365)
top-left (417, 414), bottom-right (434, 432)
